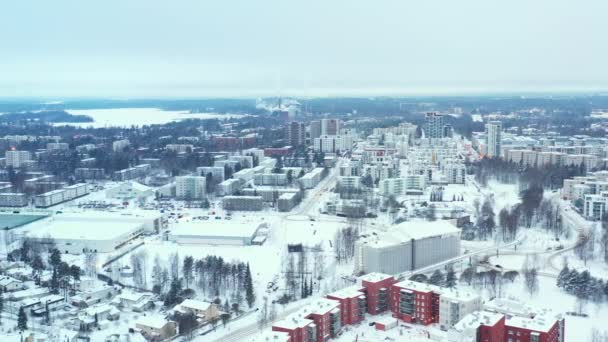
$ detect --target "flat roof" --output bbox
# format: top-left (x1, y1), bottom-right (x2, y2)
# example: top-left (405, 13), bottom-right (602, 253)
top-left (23, 213), bottom-right (148, 241)
top-left (359, 220), bottom-right (460, 248)
top-left (327, 285), bottom-right (365, 300)
top-left (506, 310), bottom-right (561, 333)
top-left (171, 221), bottom-right (261, 239)
top-left (454, 311), bottom-right (504, 331)
top-left (358, 272), bottom-right (393, 283)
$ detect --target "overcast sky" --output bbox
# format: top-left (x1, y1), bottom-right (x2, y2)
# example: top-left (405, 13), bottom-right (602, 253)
top-left (1, 0), bottom-right (607, 98)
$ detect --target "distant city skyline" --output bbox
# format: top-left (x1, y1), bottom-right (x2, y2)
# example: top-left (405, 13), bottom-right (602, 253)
top-left (2, 0), bottom-right (608, 98)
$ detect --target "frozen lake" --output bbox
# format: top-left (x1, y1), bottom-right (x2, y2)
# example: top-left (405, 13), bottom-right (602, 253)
top-left (55, 107), bottom-right (246, 128)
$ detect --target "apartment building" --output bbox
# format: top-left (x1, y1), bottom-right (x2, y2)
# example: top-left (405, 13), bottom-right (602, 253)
top-left (112, 139), bottom-right (130, 152)
top-left (484, 121), bottom-right (502, 158)
top-left (286, 121), bottom-right (306, 146)
top-left (222, 196), bottom-right (263, 211)
top-left (197, 166), bottom-right (225, 183)
top-left (313, 135), bottom-right (353, 153)
top-left (584, 191), bottom-right (608, 220)
top-left (326, 286), bottom-right (367, 326)
top-left (175, 176), bottom-right (206, 200)
top-left (5, 150), bottom-right (32, 168)
top-left (425, 112), bottom-right (445, 139)
top-left (166, 144), bottom-right (194, 153)
top-left (321, 119), bottom-right (340, 136)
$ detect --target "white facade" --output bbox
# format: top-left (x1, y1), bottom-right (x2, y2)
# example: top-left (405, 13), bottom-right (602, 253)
top-left (439, 290), bottom-right (483, 330)
top-left (175, 176), bottom-right (206, 199)
top-left (299, 168), bottom-right (324, 189)
top-left (314, 135), bottom-right (353, 153)
top-left (5, 150), bottom-right (32, 168)
top-left (321, 119), bottom-right (341, 136)
top-left (197, 166), bottom-right (225, 183)
top-left (484, 121), bottom-right (502, 158)
top-left (112, 139), bottom-right (130, 152)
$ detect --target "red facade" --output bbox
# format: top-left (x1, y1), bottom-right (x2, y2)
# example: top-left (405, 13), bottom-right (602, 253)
top-left (505, 319), bottom-right (565, 342)
top-left (326, 291), bottom-right (365, 325)
top-left (272, 324), bottom-right (312, 342)
top-left (479, 316), bottom-right (506, 342)
top-left (360, 275), bottom-right (397, 315)
top-left (390, 284), bottom-right (439, 325)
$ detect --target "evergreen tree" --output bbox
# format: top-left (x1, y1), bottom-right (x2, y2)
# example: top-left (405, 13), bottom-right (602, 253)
top-left (245, 263), bottom-right (255, 308)
top-left (557, 264), bottom-right (570, 288)
top-left (309, 278), bottom-right (314, 296)
top-left (445, 265), bottom-right (457, 288)
top-left (429, 270), bottom-right (445, 286)
top-left (0, 290), bottom-right (3, 325)
top-left (49, 248), bottom-right (61, 270)
top-left (31, 255), bottom-right (45, 280)
top-left (50, 268), bottom-right (59, 294)
top-left (183, 256), bottom-right (194, 289)
top-left (17, 306), bottom-right (27, 331)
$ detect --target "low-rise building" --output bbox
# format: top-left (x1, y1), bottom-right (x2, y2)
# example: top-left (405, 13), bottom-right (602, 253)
top-left (222, 196), bottom-right (264, 211)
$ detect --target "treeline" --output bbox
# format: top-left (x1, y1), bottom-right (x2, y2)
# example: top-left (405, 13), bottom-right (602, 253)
top-left (465, 184), bottom-right (565, 242)
top-left (473, 157), bottom-right (587, 190)
top-left (557, 265), bottom-right (608, 307)
top-left (130, 253), bottom-right (256, 310)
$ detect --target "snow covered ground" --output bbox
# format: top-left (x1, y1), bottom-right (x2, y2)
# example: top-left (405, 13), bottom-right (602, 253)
top-left (57, 108), bottom-right (246, 128)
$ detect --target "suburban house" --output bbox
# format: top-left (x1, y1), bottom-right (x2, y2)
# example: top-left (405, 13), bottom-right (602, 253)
top-left (136, 316), bottom-right (177, 341)
top-left (174, 299), bottom-right (220, 323)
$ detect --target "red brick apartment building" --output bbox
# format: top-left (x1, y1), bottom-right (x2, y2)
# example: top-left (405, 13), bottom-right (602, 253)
top-left (326, 286), bottom-right (367, 325)
top-left (449, 309), bottom-right (565, 342)
top-left (358, 272), bottom-right (397, 315)
top-left (272, 313), bottom-right (315, 342)
top-left (391, 280), bottom-right (440, 325)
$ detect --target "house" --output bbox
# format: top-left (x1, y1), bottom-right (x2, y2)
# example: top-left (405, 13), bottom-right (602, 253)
top-left (136, 316), bottom-right (177, 341)
top-left (114, 291), bottom-right (154, 312)
top-left (0, 276), bottom-right (25, 292)
top-left (76, 304), bottom-right (121, 330)
top-left (71, 284), bottom-right (116, 307)
top-left (174, 299), bottom-right (220, 322)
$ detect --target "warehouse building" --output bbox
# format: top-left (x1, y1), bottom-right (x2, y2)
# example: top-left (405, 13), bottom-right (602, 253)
top-left (169, 221), bottom-right (266, 246)
top-left (354, 220), bottom-right (461, 275)
top-left (23, 212), bottom-right (162, 254)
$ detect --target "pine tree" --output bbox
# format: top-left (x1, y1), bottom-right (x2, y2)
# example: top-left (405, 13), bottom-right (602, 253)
top-left (429, 270), bottom-right (445, 286)
top-left (0, 290), bottom-right (3, 325)
top-left (49, 248), bottom-right (61, 270)
top-left (245, 263), bottom-right (255, 308)
top-left (309, 278), bottom-right (314, 296)
top-left (445, 265), bottom-right (457, 288)
top-left (17, 306), bottom-right (27, 331)
top-left (557, 264), bottom-right (569, 288)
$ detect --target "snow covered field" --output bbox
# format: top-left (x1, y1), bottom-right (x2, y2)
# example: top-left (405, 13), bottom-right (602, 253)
top-left (57, 108), bottom-right (246, 128)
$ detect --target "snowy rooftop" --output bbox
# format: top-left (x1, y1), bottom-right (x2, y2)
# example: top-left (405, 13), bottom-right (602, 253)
top-left (359, 220), bottom-right (460, 248)
top-left (24, 213), bottom-right (146, 241)
top-left (136, 315), bottom-right (170, 329)
top-left (302, 297), bottom-right (341, 315)
top-left (453, 310), bottom-right (504, 332)
top-left (273, 312), bottom-right (314, 330)
top-left (507, 309), bottom-right (562, 333)
top-left (394, 280), bottom-right (441, 293)
top-left (327, 285), bottom-right (365, 299)
top-left (178, 299), bottom-right (212, 312)
top-left (251, 330), bottom-right (291, 342)
top-left (358, 272), bottom-right (394, 284)
top-left (484, 297), bottom-right (536, 318)
top-left (170, 221), bottom-right (261, 238)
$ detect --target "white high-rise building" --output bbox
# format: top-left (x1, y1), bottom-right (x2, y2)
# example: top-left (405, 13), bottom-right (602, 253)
top-left (484, 121), bottom-right (502, 158)
top-left (175, 176), bottom-right (206, 200)
top-left (424, 112), bottom-right (445, 139)
top-left (313, 135), bottom-right (353, 153)
top-left (5, 150), bottom-right (32, 168)
top-left (112, 139), bottom-right (130, 152)
top-left (321, 119), bottom-right (340, 136)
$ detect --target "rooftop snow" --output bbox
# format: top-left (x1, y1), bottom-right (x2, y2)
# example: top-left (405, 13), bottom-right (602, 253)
top-left (170, 221), bottom-right (261, 238)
